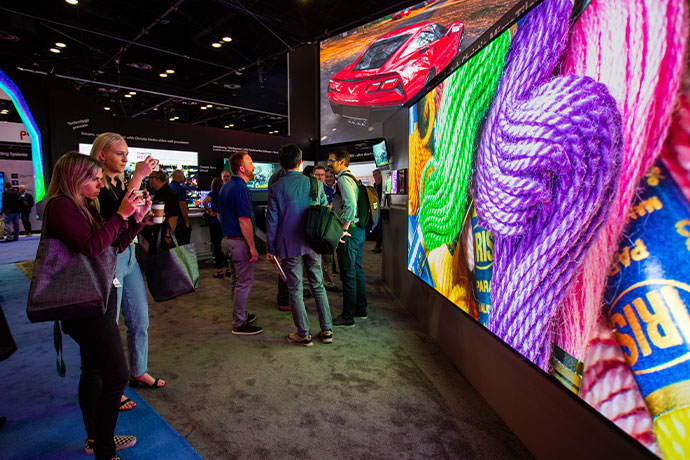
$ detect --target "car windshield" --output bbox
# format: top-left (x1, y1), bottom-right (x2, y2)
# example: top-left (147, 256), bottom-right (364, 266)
top-left (354, 34), bottom-right (411, 70)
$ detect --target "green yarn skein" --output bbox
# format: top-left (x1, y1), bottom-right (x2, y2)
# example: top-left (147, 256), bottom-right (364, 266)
top-left (419, 31), bottom-right (511, 251)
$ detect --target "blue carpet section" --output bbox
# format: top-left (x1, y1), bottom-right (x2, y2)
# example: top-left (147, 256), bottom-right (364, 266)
top-left (0, 263), bottom-right (202, 460)
top-left (0, 235), bottom-right (40, 265)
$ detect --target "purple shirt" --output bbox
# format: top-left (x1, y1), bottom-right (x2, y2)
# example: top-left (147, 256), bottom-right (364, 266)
top-left (45, 196), bottom-right (143, 258)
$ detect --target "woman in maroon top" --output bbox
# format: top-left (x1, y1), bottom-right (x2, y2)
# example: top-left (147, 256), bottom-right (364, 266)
top-left (44, 152), bottom-right (151, 460)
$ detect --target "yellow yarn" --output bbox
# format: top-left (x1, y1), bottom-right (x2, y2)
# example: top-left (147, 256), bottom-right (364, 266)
top-left (408, 90), bottom-right (436, 216)
top-left (427, 244), bottom-right (469, 313)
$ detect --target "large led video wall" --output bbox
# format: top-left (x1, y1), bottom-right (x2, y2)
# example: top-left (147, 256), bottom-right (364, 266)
top-left (319, 0), bottom-right (520, 145)
top-left (407, 0), bottom-right (690, 458)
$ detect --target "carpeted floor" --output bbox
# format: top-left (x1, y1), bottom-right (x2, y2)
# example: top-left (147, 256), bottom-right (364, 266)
top-left (0, 262), bottom-right (202, 460)
top-left (134, 240), bottom-right (534, 460)
top-left (0, 236), bottom-right (535, 459)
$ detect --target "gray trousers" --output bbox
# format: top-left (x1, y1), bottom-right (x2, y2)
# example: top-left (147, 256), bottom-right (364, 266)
top-left (222, 238), bottom-right (255, 327)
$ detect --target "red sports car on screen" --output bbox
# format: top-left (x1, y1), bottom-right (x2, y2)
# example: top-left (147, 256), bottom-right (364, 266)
top-left (328, 21), bottom-right (464, 126)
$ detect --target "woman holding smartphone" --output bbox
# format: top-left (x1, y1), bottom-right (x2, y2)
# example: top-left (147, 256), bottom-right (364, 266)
top-left (90, 133), bottom-right (165, 408)
top-left (45, 151), bottom-right (151, 459)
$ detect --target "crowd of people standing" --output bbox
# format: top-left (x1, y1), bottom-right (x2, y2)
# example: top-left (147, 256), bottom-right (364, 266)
top-left (25, 135), bottom-right (380, 459)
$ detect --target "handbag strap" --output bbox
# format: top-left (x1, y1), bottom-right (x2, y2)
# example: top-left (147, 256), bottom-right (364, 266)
top-left (309, 177), bottom-right (318, 205)
top-left (157, 220), bottom-right (181, 250)
top-left (53, 321), bottom-right (66, 377)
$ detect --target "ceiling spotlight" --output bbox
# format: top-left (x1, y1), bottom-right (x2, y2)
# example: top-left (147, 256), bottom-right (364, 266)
top-left (49, 48), bottom-right (61, 54)
top-left (124, 94), bottom-right (132, 98)
top-left (206, 104), bottom-right (213, 108)
top-left (229, 124), bottom-right (234, 127)
top-left (65, 0), bottom-right (78, 5)
top-left (222, 37), bottom-right (232, 42)
top-left (166, 69), bottom-right (175, 74)
top-left (55, 42), bottom-right (67, 48)
top-left (104, 107), bottom-right (111, 111)
top-left (159, 73), bottom-right (168, 77)
top-left (212, 42), bottom-right (222, 48)
top-left (224, 125), bottom-right (230, 129)
top-left (129, 91), bottom-right (136, 95)
top-left (200, 106), bottom-right (207, 110)
top-left (169, 117), bottom-right (176, 121)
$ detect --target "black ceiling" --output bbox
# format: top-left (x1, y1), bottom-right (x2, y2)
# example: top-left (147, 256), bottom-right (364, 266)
top-left (0, 0), bottom-right (410, 135)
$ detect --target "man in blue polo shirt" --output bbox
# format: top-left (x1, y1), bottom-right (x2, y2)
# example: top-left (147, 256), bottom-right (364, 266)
top-left (218, 151), bottom-right (262, 335)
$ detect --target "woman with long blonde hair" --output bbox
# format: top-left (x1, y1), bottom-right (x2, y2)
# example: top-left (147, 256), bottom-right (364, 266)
top-left (89, 133), bottom-right (165, 401)
top-left (44, 151), bottom-right (151, 460)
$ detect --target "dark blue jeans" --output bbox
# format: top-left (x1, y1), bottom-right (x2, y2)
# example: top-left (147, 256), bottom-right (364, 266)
top-left (336, 225), bottom-right (367, 320)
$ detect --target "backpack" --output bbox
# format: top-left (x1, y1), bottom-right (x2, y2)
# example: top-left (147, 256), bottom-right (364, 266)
top-left (339, 172), bottom-right (380, 230)
top-left (305, 177), bottom-right (343, 254)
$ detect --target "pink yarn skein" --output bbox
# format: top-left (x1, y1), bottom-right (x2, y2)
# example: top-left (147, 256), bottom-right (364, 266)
top-left (557, 0), bottom-right (689, 451)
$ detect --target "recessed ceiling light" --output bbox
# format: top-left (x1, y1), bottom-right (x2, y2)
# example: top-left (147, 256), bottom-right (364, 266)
top-left (124, 94), bottom-right (132, 98)
top-left (129, 91), bottom-right (136, 95)
top-left (65, 0), bottom-right (78, 5)
top-left (206, 104), bottom-right (213, 108)
top-left (55, 42), bottom-right (67, 48)
top-left (222, 37), bottom-right (232, 42)
top-left (49, 48), bottom-right (61, 54)
top-left (229, 124), bottom-right (234, 127)
top-left (166, 69), bottom-right (175, 74)
top-left (200, 106), bottom-right (207, 110)
top-left (104, 107), bottom-right (111, 111)
top-left (169, 117), bottom-right (176, 121)
top-left (159, 73), bottom-right (168, 77)
top-left (224, 125), bottom-right (230, 128)
top-left (212, 42), bottom-right (222, 48)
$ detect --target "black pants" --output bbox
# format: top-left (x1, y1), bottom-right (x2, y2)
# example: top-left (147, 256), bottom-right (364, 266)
top-left (209, 222), bottom-right (228, 269)
top-left (176, 224), bottom-right (192, 245)
top-left (62, 291), bottom-right (128, 460)
top-left (20, 211), bottom-right (31, 235)
top-left (277, 275), bottom-right (289, 306)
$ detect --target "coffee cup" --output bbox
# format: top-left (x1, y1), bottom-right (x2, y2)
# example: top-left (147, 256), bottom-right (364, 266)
top-left (152, 202), bottom-right (164, 224)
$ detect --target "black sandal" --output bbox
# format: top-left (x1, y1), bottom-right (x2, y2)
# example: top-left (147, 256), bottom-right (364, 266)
top-left (129, 376), bottom-right (165, 389)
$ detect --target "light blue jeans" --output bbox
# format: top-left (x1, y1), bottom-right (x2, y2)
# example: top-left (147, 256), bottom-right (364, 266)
top-left (115, 245), bottom-right (149, 377)
top-left (283, 252), bottom-right (332, 338)
top-left (222, 238), bottom-right (255, 328)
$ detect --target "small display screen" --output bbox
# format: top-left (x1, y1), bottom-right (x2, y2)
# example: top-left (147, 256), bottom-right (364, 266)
top-left (246, 163), bottom-right (274, 190)
top-left (373, 139), bottom-right (389, 168)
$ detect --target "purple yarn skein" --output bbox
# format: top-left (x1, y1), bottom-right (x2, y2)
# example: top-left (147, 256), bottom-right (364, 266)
top-left (473, 0), bottom-right (623, 369)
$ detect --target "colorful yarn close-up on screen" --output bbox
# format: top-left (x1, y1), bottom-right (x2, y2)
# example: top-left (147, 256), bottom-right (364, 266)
top-left (408, 90), bottom-right (437, 217)
top-left (555, 0), bottom-right (689, 455)
top-left (473, 0), bottom-right (622, 369)
top-left (417, 30), bottom-right (511, 252)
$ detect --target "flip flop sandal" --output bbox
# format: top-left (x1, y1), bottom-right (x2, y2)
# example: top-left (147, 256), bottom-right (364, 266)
top-left (129, 376), bottom-right (165, 388)
top-left (119, 397), bottom-right (135, 411)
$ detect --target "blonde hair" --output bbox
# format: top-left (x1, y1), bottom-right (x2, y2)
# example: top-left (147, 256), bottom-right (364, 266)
top-left (46, 152), bottom-right (104, 230)
top-left (89, 132), bottom-right (126, 190)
